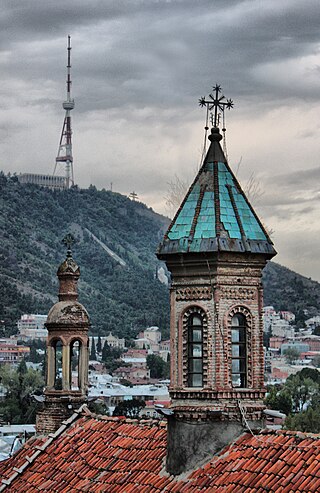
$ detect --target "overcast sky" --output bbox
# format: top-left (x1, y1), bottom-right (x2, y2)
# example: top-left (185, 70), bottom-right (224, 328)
top-left (1, 0), bottom-right (320, 281)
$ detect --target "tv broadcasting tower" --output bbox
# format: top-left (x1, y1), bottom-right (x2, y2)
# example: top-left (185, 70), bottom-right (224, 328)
top-left (53, 36), bottom-right (75, 188)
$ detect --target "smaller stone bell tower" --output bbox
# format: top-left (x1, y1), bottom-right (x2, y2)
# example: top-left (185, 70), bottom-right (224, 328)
top-left (36, 234), bottom-right (90, 435)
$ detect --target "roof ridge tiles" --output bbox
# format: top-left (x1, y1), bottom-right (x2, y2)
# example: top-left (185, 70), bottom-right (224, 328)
top-left (2, 415), bottom-right (320, 491)
top-left (85, 412), bottom-right (167, 429)
top-left (0, 403), bottom-right (89, 492)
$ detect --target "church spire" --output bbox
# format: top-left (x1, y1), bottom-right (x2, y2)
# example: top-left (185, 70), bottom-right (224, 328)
top-left (157, 86), bottom-right (277, 475)
top-left (158, 85), bottom-right (275, 258)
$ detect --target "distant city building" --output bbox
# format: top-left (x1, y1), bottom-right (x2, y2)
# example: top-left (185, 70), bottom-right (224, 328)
top-left (269, 337), bottom-right (287, 350)
top-left (160, 340), bottom-right (170, 352)
top-left (156, 266), bottom-right (169, 286)
top-left (88, 381), bottom-right (169, 410)
top-left (296, 335), bottom-right (320, 352)
top-left (279, 311), bottom-right (295, 323)
top-left (263, 306), bottom-right (295, 338)
top-left (139, 400), bottom-right (171, 419)
top-left (114, 365), bottom-right (151, 383)
top-left (18, 173), bottom-right (67, 190)
top-left (0, 338), bottom-right (18, 346)
top-left (0, 344), bottom-right (30, 365)
top-left (305, 316), bottom-right (320, 331)
top-left (136, 326), bottom-right (162, 351)
top-left (105, 333), bottom-right (125, 349)
top-left (17, 314), bottom-right (48, 341)
top-left (90, 334), bottom-right (125, 352)
top-left (272, 320), bottom-right (294, 339)
top-left (281, 342), bottom-right (309, 355)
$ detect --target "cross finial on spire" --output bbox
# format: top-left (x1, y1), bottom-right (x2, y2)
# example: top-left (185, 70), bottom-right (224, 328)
top-left (199, 84), bottom-right (234, 128)
top-left (62, 233), bottom-right (75, 258)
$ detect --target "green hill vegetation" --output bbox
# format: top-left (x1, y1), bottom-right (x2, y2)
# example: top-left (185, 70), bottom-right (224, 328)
top-left (1, 172), bottom-right (320, 339)
top-left (263, 262), bottom-right (320, 321)
top-left (0, 173), bottom-right (170, 338)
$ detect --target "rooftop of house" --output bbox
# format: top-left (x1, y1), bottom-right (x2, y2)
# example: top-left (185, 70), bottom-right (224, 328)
top-left (158, 127), bottom-right (276, 257)
top-left (0, 406), bottom-right (320, 492)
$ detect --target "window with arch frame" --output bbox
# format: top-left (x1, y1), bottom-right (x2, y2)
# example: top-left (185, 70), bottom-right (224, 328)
top-left (187, 312), bottom-right (204, 387)
top-left (231, 313), bottom-right (247, 388)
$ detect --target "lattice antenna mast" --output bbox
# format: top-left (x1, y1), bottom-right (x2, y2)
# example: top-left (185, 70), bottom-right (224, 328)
top-left (54, 36), bottom-right (75, 188)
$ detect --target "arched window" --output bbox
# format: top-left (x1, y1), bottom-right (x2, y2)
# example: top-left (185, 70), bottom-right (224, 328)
top-left (231, 314), bottom-right (247, 388)
top-left (188, 313), bottom-right (203, 387)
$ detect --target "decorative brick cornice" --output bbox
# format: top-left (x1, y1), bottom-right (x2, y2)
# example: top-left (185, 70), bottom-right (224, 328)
top-left (176, 286), bottom-right (212, 301)
top-left (221, 286), bottom-right (255, 300)
top-left (170, 388), bottom-right (266, 400)
top-left (171, 402), bottom-right (265, 422)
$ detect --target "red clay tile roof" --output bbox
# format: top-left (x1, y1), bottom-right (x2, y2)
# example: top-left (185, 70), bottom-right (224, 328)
top-left (0, 407), bottom-right (320, 492)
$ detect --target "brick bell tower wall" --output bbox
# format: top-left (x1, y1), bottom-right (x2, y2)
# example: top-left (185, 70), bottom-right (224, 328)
top-left (164, 252), bottom-right (269, 474)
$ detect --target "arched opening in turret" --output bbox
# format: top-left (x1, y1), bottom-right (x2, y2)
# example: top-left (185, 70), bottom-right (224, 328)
top-left (70, 339), bottom-right (81, 390)
top-left (54, 339), bottom-right (63, 390)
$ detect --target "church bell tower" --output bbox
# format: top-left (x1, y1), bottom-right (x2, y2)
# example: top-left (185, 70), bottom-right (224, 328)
top-left (36, 235), bottom-right (90, 435)
top-left (157, 86), bottom-right (276, 474)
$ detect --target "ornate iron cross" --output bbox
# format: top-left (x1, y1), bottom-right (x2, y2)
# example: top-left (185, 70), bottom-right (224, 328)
top-left (62, 233), bottom-right (75, 256)
top-left (199, 84), bottom-right (234, 128)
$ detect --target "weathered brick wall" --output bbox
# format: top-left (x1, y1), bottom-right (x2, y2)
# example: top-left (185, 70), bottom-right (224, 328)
top-left (36, 403), bottom-right (73, 435)
top-left (167, 253), bottom-right (269, 419)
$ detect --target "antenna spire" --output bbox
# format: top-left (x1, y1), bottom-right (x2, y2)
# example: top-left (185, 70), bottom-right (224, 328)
top-left (53, 36), bottom-right (75, 188)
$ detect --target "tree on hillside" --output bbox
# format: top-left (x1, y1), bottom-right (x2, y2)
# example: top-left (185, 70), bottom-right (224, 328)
top-left (96, 336), bottom-right (102, 353)
top-left (313, 326), bottom-right (320, 336)
top-left (0, 364), bottom-right (44, 424)
top-left (298, 367), bottom-right (320, 383)
top-left (27, 340), bottom-right (45, 364)
top-left (265, 367), bottom-right (320, 433)
top-left (285, 405), bottom-right (320, 433)
top-left (113, 399), bottom-right (145, 418)
top-left (285, 374), bottom-right (318, 413)
top-left (265, 386), bottom-right (292, 416)
top-left (147, 354), bottom-right (170, 379)
top-left (164, 174), bottom-right (189, 218)
top-left (101, 343), bottom-right (123, 361)
top-left (283, 347), bottom-right (300, 365)
top-left (101, 342), bottom-right (124, 373)
top-left (90, 339), bottom-right (97, 360)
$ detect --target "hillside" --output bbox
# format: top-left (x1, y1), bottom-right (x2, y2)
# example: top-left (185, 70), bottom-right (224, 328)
top-left (1, 173), bottom-right (320, 338)
top-left (0, 173), bottom-right (170, 338)
top-left (263, 262), bottom-right (320, 319)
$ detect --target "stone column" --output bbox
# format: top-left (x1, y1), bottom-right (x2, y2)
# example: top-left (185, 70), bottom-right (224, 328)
top-left (79, 342), bottom-right (88, 393)
top-left (62, 344), bottom-right (70, 390)
top-left (46, 344), bottom-right (55, 389)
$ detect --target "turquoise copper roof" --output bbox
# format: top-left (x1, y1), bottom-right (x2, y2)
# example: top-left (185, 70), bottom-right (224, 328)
top-left (158, 127), bottom-right (276, 257)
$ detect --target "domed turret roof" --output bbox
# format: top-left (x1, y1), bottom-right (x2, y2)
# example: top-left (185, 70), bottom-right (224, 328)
top-left (57, 255), bottom-right (80, 275)
top-left (46, 300), bottom-right (89, 326)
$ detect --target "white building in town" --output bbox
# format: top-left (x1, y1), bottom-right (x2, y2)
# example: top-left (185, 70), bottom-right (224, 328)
top-left (17, 314), bottom-right (48, 341)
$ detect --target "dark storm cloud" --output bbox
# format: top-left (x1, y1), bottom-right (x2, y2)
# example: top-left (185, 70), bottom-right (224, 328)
top-left (1, 1), bottom-right (320, 281)
top-left (271, 166), bottom-right (320, 187)
top-left (259, 167), bottom-right (320, 211)
top-left (262, 166), bottom-right (320, 205)
top-left (2, 0), bottom-right (320, 115)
